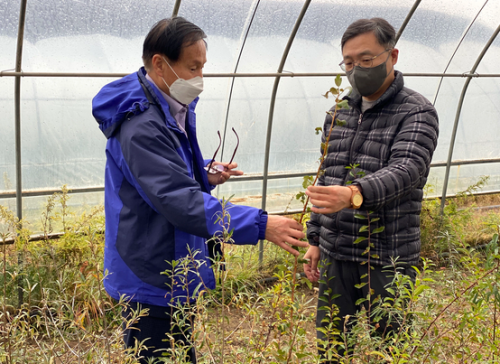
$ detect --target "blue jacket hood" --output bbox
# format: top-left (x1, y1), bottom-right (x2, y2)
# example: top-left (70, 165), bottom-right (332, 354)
top-left (92, 71), bottom-right (150, 139)
top-left (92, 68), bottom-right (199, 139)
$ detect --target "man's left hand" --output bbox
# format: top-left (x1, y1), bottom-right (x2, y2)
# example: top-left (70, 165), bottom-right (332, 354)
top-left (207, 162), bottom-right (243, 186)
top-left (305, 185), bottom-right (351, 214)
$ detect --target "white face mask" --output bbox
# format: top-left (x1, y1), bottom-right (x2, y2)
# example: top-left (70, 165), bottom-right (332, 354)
top-left (162, 57), bottom-right (203, 105)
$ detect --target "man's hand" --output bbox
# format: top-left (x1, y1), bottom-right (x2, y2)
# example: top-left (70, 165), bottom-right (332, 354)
top-left (303, 245), bottom-right (320, 282)
top-left (265, 215), bottom-right (307, 257)
top-left (207, 162), bottom-right (243, 186)
top-left (305, 185), bottom-right (352, 214)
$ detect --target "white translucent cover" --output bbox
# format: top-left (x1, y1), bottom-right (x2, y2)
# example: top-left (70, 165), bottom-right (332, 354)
top-left (0, 0), bottom-right (499, 213)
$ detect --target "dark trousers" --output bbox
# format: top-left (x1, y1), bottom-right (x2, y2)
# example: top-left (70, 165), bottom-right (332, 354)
top-left (316, 253), bottom-right (416, 363)
top-left (122, 302), bottom-right (197, 363)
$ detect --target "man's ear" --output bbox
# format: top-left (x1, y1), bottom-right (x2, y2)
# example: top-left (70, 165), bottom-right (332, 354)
top-left (390, 48), bottom-right (399, 66)
top-left (151, 54), bottom-right (166, 78)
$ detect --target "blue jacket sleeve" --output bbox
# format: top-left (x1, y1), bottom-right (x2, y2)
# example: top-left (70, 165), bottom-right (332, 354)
top-left (115, 110), bottom-right (266, 245)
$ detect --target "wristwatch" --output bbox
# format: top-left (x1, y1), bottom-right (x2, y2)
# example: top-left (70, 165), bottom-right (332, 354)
top-left (347, 185), bottom-right (363, 209)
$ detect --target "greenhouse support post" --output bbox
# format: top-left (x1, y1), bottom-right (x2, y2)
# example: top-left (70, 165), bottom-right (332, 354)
top-left (14, 0), bottom-right (28, 309)
top-left (260, 0), bottom-right (311, 264)
top-left (440, 22), bottom-right (500, 215)
top-left (395, 0), bottom-right (422, 45)
top-left (172, 0), bottom-right (182, 17)
top-left (218, 0), bottom-right (260, 167)
top-left (432, 0), bottom-right (489, 105)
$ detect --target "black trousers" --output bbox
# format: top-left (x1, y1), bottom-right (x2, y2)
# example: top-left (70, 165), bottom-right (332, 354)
top-left (122, 302), bottom-right (197, 363)
top-left (316, 253), bottom-right (416, 363)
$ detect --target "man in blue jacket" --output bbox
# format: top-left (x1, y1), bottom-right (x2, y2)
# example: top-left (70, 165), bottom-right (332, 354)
top-left (92, 17), bottom-right (307, 363)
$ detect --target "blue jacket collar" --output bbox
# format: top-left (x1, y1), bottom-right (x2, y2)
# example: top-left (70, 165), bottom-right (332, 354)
top-left (92, 67), bottom-right (199, 139)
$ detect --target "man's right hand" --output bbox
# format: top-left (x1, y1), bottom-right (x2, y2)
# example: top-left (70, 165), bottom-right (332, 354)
top-left (303, 245), bottom-right (320, 282)
top-left (264, 215), bottom-right (307, 257)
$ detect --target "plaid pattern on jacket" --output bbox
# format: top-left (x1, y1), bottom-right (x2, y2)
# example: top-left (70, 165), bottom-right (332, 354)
top-left (307, 71), bottom-right (439, 266)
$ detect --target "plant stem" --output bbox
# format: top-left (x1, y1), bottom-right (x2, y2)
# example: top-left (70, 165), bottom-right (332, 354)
top-left (256, 285), bottom-right (284, 364)
top-left (367, 213), bottom-right (372, 320)
top-left (286, 318), bottom-right (300, 364)
top-left (288, 95), bottom-right (342, 364)
top-left (221, 238), bottom-right (225, 364)
top-left (2, 233), bottom-right (11, 364)
top-left (299, 106), bottom-right (340, 225)
top-left (491, 259), bottom-right (499, 362)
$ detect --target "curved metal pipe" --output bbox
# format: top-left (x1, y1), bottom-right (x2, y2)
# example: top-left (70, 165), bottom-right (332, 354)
top-left (219, 0), bottom-right (261, 165)
top-left (432, 0), bottom-right (489, 105)
top-left (172, 0), bottom-right (182, 17)
top-left (440, 22), bottom-right (500, 214)
top-left (395, 0), bottom-right (422, 45)
top-left (259, 0), bottom-right (311, 262)
top-left (14, 0), bottom-right (28, 309)
top-left (15, 0), bottom-right (27, 222)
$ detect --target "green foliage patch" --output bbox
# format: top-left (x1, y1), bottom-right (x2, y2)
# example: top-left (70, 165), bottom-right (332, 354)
top-left (0, 180), bottom-right (499, 363)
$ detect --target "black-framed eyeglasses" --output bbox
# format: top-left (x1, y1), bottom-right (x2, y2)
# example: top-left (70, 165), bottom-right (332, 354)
top-left (205, 128), bottom-right (239, 174)
top-left (339, 48), bottom-right (392, 72)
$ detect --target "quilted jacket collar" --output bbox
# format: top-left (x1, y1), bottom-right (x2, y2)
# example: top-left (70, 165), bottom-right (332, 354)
top-left (346, 70), bottom-right (404, 112)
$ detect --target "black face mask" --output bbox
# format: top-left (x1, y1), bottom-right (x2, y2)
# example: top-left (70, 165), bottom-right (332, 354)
top-left (346, 59), bottom-right (388, 97)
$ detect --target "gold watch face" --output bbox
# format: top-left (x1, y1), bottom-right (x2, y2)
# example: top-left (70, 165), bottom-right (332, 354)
top-left (352, 194), bottom-right (363, 207)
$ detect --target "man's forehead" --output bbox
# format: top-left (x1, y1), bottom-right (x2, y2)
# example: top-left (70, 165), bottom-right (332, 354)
top-left (179, 40), bottom-right (207, 62)
top-left (343, 49), bottom-right (376, 58)
top-left (342, 32), bottom-right (383, 57)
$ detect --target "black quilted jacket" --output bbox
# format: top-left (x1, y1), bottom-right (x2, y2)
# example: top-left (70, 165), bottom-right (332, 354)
top-left (306, 71), bottom-right (439, 266)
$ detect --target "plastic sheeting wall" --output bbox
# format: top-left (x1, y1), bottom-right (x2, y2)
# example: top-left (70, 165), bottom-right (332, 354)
top-left (1, 0), bottom-right (499, 217)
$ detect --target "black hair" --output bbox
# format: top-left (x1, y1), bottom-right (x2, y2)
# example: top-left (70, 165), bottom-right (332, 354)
top-left (341, 18), bottom-right (396, 50)
top-left (142, 17), bottom-right (207, 69)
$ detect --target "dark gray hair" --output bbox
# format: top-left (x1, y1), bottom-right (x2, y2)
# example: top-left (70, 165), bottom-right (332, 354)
top-left (142, 17), bottom-right (207, 70)
top-left (341, 18), bottom-right (396, 50)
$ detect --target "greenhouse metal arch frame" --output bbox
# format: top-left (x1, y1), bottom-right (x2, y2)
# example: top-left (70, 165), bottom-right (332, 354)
top-left (1, 0), bottom-right (500, 227)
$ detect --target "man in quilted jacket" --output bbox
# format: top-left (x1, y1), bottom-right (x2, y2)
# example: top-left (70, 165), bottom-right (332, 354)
top-left (303, 17), bottom-right (439, 362)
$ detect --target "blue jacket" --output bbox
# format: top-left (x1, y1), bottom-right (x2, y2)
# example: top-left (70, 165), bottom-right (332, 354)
top-left (92, 68), bottom-right (268, 307)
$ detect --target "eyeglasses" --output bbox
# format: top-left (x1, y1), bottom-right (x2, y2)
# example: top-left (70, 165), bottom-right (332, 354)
top-left (205, 128), bottom-right (239, 174)
top-left (339, 48), bottom-right (392, 72)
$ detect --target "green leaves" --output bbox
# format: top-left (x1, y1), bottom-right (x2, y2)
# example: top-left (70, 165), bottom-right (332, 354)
top-left (413, 284), bottom-right (430, 298)
top-left (322, 75), bottom-right (349, 107)
top-left (337, 99), bottom-right (349, 109)
top-left (335, 74), bottom-right (342, 87)
top-left (295, 191), bottom-right (306, 203)
top-left (323, 87), bottom-right (339, 99)
top-left (354, 236), bottom-right (368, 245)
top-left (315, 126), bottom-right (323, 135)
top-left (301, 175), bottom-right (314, 189)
